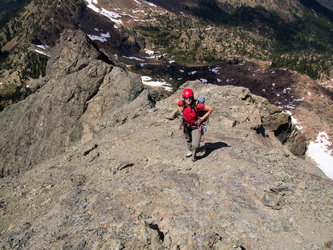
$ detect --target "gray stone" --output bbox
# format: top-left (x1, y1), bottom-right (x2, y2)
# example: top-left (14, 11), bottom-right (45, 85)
top-left (0, 31), bottom-right (332, 250)
top-left (263, 191), bottom-right (282, 209)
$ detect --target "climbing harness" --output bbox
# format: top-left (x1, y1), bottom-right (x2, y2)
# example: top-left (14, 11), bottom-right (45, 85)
top-left (179, 116), bottom-right (207, 142)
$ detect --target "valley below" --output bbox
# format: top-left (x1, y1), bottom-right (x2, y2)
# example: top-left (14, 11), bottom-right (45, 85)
top-left (0, 0), bottom-right (332, 248)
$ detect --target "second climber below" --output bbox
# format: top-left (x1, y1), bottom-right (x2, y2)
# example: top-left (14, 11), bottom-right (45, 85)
top-left (175, 88), bottom-right (214, 162)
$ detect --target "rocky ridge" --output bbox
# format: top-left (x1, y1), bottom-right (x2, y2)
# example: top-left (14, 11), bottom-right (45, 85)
top-left (1, 0), bottom-right (332, 156)
top-left (0, 29), bottom-right (332, 249)
top-left (0, 29), bottom-right (154, 177)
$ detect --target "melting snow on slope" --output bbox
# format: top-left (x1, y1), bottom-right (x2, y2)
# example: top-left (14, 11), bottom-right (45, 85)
top-left (142, 0), bottom-right (157, 7)
top-left (87, 32), bottom-right (110, 42)
top-left (318, 78), bottom-right (333, 89)
top-left (85, 0), bottom-right (158, 25)
top-left (307, 132), bottom-right (333, 179)
top-left (122, 56), bottom-right (145, 62)
top-left (85, 0), bottom-right (123, 24)
top-left (36, 44), bottom-right (49, 50)
top-left (141, 76), bottom-right (172, 92)
top-left (284, 110), bottom-right (303, 130)
top-left (34, 49), bottom-right (51, 57)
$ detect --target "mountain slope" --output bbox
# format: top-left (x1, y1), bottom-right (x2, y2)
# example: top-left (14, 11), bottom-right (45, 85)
top-left (0, 34), bottom-right (331, 246)
top-left (0, 28), bottom-right (306, 176)
top-left (0, 0), bottom-right (332, 183)
top-left (0, 0), bottom-right (29, 18)
top-left (1, 87), bottom-right (332, 248)
top-left (0, 13), bottom-right (332, 249)
top-left (0, 57), bottom-right (332, 249)
top-left (0, 29), bottom-right (148, 176)
top-left (1, 0), bottom-right (332, 80)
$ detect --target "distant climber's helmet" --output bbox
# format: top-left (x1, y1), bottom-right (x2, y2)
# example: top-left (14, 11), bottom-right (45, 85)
top-left (182, 88), bottom-right (194, 98)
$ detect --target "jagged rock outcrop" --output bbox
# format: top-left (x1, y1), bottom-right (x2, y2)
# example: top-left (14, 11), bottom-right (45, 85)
top-left (0, 30), bottom-right (157, 177)
top-left (255, 96), bottom-right (307, 157)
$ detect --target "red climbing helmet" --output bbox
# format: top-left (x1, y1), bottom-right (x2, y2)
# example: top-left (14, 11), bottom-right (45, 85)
top-left (182, 88), bottom-right (194, 98)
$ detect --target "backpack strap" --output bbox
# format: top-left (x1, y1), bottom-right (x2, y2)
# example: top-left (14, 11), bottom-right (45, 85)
top-left (193, 100), bottom-right (199, 117)
top-left (182, 100), bottom-right (200, 118)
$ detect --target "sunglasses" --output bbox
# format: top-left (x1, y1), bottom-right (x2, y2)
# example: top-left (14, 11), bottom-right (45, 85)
top-left (184, 97), bottom-right (192, 100)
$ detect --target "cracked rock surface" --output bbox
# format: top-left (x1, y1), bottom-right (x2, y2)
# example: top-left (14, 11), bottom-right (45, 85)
top-left (0, 30), bottom-right (332, 249)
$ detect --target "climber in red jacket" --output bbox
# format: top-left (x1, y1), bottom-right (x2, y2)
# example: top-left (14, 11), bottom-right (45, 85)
top-left (175, 88), bottom-right (214, 162)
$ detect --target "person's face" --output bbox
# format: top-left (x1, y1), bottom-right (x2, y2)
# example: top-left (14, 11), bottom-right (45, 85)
top-left (184, 97), bottom-right (193, 105)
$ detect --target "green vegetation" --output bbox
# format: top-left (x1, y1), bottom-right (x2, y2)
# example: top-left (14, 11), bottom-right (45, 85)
top-left (0, 0), bottom-right (30, 19)
top-left (134, 0), bottom-right (332, 79)
top-left (271, 54), bottom-right (332, 79)
top-left (0, 0), bottom-right (56, 49)
top-left (188, 0), bottom-right (333, 79)
top-left (0, 0), bottom-right (33, 46)
top-left (269, 2), bottom-right (333, 79)
top-left (19, 51), bottom-right (48, 81)
top-left (0, 48), bottom-right (48, 110)
top-left (0, 84), bottom-right (32, 111)
top-left (135, 12), bottom-right (268, 66)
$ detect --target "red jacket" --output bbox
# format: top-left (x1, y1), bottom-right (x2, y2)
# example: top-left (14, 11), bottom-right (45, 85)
top-left (178, 100), bottom-right (205, 123)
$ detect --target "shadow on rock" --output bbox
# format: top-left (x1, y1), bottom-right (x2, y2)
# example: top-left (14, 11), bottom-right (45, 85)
top-left (198, 142), bottom-right (230, 159)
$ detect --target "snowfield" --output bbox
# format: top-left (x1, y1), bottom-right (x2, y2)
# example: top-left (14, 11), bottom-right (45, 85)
top-left (307, 131), bottom-right (333, 179)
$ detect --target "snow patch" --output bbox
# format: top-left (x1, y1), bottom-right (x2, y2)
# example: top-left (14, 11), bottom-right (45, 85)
top-left (122, 56), bottom-right (145, 62)
top-left (283, 87), bottom-right (291, 94)
top-left (34, 49), bottom-right (50, 57)
top-left (142, 0), bottom-right (157, 7)
top-left (87, 32), bottom-right (110, 42)
top-left (211, 67), bottom-right (220, 74)
top-left (144, 49), bottom-right (155, 55)
top-left (307, 132), bottom-right (333, 179)
top-left (85, 0), bottom-right (123, 24)
top-left (88, 34), bottom-right (105, 42)
top-left (36, 44), bottom-right (49, 50)
top-left (284, 110), bottom-right (303, 130)
top-left (141, 76), bottom-right (172, 91)
top-left (101, 32), bottom-right (110, 38)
